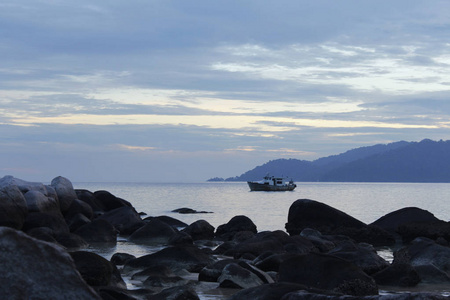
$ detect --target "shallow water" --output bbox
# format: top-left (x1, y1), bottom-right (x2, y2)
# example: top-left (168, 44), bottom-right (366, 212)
top-left (74, 182), bottom-right (450, 298)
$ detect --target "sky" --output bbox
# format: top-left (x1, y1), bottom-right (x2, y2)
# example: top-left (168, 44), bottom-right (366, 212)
top-left (1, 0), bottom-right (450, 182)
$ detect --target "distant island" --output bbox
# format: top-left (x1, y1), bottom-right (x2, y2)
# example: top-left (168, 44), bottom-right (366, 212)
top-left (208, 139), bottom-right (450, 183)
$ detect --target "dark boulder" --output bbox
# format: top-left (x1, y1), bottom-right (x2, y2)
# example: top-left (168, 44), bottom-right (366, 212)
top-left (278, 252), bottom-right (378, 296)
top-left (23, 211), bottom-right (69, 236)
top-left (199, 259), bottom-right (241, 282)
top-left (254, 253), bottom-right (299, 272)
top-left (124, 245), bottom-right (215, 273)
top-left (172, 207), bottom-right (212, 214)
top-left (111, 253), bottom-right (136, 266)
top-left (286, 199), bottom-right (394, 246)
top-left (66, 213), bottom-right (91, 232)
top-left (0, 227), bottom-right (100, 299)
top-left (95, 287), bottom-right (138, 300)
top-left (50, 176), bottom-right (78, 213)
top-left (397, 220), bottom-right (450, 243)
top-left (229, 282), bottom-right (312, 300)
top-left (74, 219), bottom-right (118, 245)
top-left (281, 291), bottom-right (450, 300)
top-left (0, 182), bottom-right (28, 229)
top-left (216, 215), bottom-right (257, 241)
top-left (70, 251), bottom-right (125, 288)
top-left (182, 219), bottom-right (215, 241)
top-left (144, 215), bottom-right (188, 229)
top-left (98, 206), bottom-right (145, 235)
top-left (24, 190), bottom-right (60, 213)
top-left (128, 219), bottom-right (177, 245)
top-left (76, 189), bottom-right (105, 214)
top-left (93, 190), bottom-right (131, 212)
top-left (143, 274), bottom-right (186, 289)
top-left (168, 231), bottom-right (194, 246)
top-left (371, 207), bottom-right (441, 232)
top-left (131, 264), bottom-right (180, 281)
top-left (218, 263), bottom-right (265, 289)
top-left (55, 232), bottom-right (89, 249)
top-left (327, 241), bottom-right (389, 275)
top-left (65, 199), bottom-right (94, 221)
top-left (147, 285), bottom-right (199, 300)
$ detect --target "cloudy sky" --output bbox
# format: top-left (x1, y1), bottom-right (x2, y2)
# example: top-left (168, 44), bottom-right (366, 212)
top-left (1, 1), bottom-right (450, 182)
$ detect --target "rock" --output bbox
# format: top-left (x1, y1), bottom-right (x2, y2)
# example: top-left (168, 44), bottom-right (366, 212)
top-left (254, 253), bottom-right (299, 272)
top-left (95, 287), bottom-right (138, 300)
top-left (65, 199), bottom-right (94, 221)
top-left (55, 232), bottom-right (89, 249)
top-left (50, 176), bottom-right (78, 213)
top-left (399, 237), bottom-right (450, 283)
top-left (172, 207), bottom-right (212, 214)
top-left (397, 220), bottom-right (450, 243)
top-left (278, 252), bottom-right (378, 296)
top-left (218, 263), bottom-right (265, 289)
top-left (327, 241), bottom-right (389, 275)
top-left (182, 219), bottom-right (215, 241)
top-left (93, 190), bottom-right (131, 212)
top-left (111, 253), bottom-right (136, 266)
top-left (98, 206), bottom-right (145, 235)
top-left (372, 261), bottom-right (420, 287)
top-left (0, 183), bottom-right (28, 229)
top-left (147, 285), bottom-right (199, 300)
top-left (74, 219), bottom-right (118, 245)
top-left (24, 190), bottom-right (60, 213)
top-left (128, 219), bottom-right (177, 245)
top-left (70, 251), bottom-right (125, 288)
top-left (199, 259), bottom-right (242, 282)
top-left (145, 215), bottom-right (188, 229)
top-left (229, 282), bottom-right (309, 300)
top-left (23, 211), bottom-right (69, 236)
top-left (168, 231), bottom-right (194, 246)
top-left (0, 227), bottom-right (100, 299)
top-left (143, 274), bottom-right (186, 288)
top-left (285, 199), bottom-right (394, 246)
top-left (371, 207), bottom-right (440, 232)
top-left (216, 215), bottom-right (258, 241)
top-left (124, 245), bottom-right (215, 273)
top-left (281, 291), bottom-right (450, 300)
top-left (76, 189), bottom-right (105, 214)
top-left (66, 213), bottom-right (91, 232)
top-left (131, 264), bottom-right (179, 281)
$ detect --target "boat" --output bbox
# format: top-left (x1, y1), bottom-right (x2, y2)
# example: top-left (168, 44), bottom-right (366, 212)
top-left (247, 174), bottom-right (296, 191)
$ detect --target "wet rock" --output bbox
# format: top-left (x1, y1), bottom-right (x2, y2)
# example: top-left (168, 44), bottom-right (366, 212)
top-left (111, 253), bottom-right (136, 266)
top-left (74, 219), bottom-right (118, 245)
top-left (0, 183), bottom-right (28, 229)
top-left (131, 264), bottom-right (179, 281)
top-left (124, 245), bottom-right (215, 273)
top-left (0, 227), bottom-right (100, 299)
top-left (94, 190), bottom-right (131, 212)
top-left (128, 218), bottom-right (177, 245)
top-left (143, 274), bottom-right (186, 288)
top-left (168, 231), bottom-right (194, 246)
top-left (24, 190), bottom-right (60, 213)
top-left (278, 252), bottom-right (378, 296)
top-left (182, 219), bottom-right (215, 241)
top-left (229, 282), bottom-right (309, 300)
top-left (218, 263), bottom-right (265, 289)
top-left (55, 232), bottom-right (89, 249)
top-left (95, 287), bottom-right (138, 300)
top-left (216, 215), bottom-right (257, 241)
top-left (65, 199), bottom-right (94, 221)
top-left (147, 285), bottom-right (199, 300)
top-left (254, 253), bottom-right (299, 272)
top-left (397, 220), bottom-right (450, 243)
top-left (172, 207), bottom-right (212, 214)
top-left (199, 259), bottom-right (242, 282)
top-left (23, 211), bottom-right (69, 236)
top-left (327, 241), bottom-right (389, 275)
top-left (76, 189), bottom-right (105, 214)
top-left (98, 206), bottom-right (145, 235)
top-left (281, 291), bottom-right (449, 300)
top-left (145, 215), bottom-right (188, 229)
top-left (70, 251), bottom-right (125, 288)
top-left (371, 207), bottom-right (441, 232)
top-left (286, 199), bottom-right (394, 246)
top-left (66, 213), bottom-right (91, 232)
top-left (50, 176), bottom-right (78, 213)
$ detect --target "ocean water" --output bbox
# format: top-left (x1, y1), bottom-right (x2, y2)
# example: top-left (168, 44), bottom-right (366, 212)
top-left (73, 182), bottom-right (450, 298)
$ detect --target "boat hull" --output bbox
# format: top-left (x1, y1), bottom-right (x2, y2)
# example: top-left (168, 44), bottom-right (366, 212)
top-left (247, 181), bottom-right (296, 191)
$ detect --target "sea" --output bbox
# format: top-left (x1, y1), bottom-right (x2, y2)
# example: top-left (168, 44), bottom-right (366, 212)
top-left (73, 182), bottom-right (450, 298)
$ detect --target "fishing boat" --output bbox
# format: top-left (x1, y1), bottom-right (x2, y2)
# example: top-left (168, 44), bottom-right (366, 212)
top-left (247, 174), bottom-right (296, 191)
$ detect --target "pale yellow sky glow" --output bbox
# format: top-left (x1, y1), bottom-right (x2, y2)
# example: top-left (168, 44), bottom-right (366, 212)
top-left (10, 113), bottom-right (438, 130)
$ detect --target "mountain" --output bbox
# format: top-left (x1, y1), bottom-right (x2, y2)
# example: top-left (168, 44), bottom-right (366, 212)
top-left (211, 139), bottom-right (450, 183)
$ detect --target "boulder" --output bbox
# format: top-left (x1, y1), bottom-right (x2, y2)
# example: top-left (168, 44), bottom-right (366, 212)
top-left (50, 176), bottom-right (77, 213)
top-left (0, 227), bottom-right (100, 299)
top-left (371, 207), bottom-right (441, 232)
top-left (143, 274), bottom-right (186, 289)
top-left (147, 285), bottom-right (199, 300)
top-left (128, 219), bottom-right (177, 245)
top-left (93, 190), bottom-right (131, 212)
top-left (76, 189), bottom-right (105, 214)
top-left (285, 199), bottom-right (394, 246)
top-left (229, 282), bottom-right (310, 300)
top-left (98, 206), bottom-right (145, 235)
top-left (219, 262), bottom-right (265, 289)
top-left (24, 190), bottom-right (60, 213)
top-left (74, 219), bottom-right (118, 245)
top-left (66, 213), bottom-right (91, 232)
top-left (22, 211), bottom-right (69, 236)
top-left (199, 259), bottom-right (242, 282)
top-left (145, 215), bottom-right (188, 229)
top-left (65, 199), bottom-right (94, 221)
top-left (397, 221), bottom-right (450, 243)
top-left (111, 253), bottom-right (136, 266)
top-left (131, 264), bottom-right (179, 281)
top-left (0, 183), bottom-right (28, 229)
top-left (124, 245), bottom-right (215, 273)
top-left (70, 251), bottom-right (125, 288)
top-left (278, 252), bottom-right (378, 296)
top-left (281, 291), bottom-right (450, 300)
top-left (216, 215), bottom-right (258, 241)
top-left (182, 219), bottom-right (215, 241)
top-left (327, 241), bottom-right (389, 275)
top-left (168, 231), bottom-right (194, 246)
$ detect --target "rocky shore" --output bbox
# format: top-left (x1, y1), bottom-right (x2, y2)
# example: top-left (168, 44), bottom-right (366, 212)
top-left (0, 175), bottom-right (449, 299)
